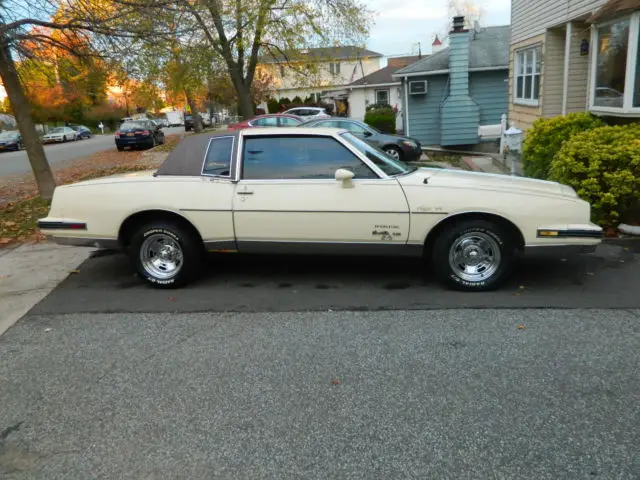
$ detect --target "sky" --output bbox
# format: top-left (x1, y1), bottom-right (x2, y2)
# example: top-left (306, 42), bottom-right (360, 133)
top-left (366, 0), bottom-right (511, 57)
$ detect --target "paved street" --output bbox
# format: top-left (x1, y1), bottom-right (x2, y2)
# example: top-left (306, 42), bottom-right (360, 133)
top-left (1, 309), bottom-right (639, 478)
top-left (0, 127), bottom-right (185, 177)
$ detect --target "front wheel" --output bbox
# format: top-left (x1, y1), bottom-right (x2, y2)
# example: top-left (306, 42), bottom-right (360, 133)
top-left (383, 146), bottom-right (403, 161)
top-left (129, 221), bottom-right (203, 288)
top-left (62, 135), bottom-right (67, 142)
top-left (430, 220), bottom-right (515, 291)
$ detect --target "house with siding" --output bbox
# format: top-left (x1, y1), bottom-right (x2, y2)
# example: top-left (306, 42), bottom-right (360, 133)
top-left (347, 56), bottom-right (421, 132)
top-left (510, 0), bottom-right (640, 131)
top-left (392, 19), bottom-right (510, 147)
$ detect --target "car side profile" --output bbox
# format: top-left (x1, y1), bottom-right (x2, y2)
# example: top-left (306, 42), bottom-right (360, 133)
top-left (300, 117), bottom-right (423, 162)
top-left (42, 127), bottom-right (77, 143)
top-left (38, 128), bottom-right (603, 291)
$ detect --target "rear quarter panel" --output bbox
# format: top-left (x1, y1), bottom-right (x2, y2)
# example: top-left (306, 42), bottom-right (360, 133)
top-left (48, 176), bottom-right (235, 243)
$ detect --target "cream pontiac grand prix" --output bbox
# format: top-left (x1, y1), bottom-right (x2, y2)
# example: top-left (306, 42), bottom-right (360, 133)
top-left (37, 128), bottom-right (603, 291)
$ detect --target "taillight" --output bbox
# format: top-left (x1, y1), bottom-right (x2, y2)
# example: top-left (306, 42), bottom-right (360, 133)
top-left (142, 130), bottom-right (149, 136)
top-left (115, 131), bottom-right (120, 138)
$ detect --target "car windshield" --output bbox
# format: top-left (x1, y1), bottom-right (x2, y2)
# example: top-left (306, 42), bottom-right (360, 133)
top-left (120, 121), bottom-right (147, 130)
top-left (0, 131), bottom-right (18, 140)
top-left (341, 132), bottom-right (416, 176)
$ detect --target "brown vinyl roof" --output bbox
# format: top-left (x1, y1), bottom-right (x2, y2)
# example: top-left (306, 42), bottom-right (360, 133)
top-left (588, 0), bottom-right (640, 22)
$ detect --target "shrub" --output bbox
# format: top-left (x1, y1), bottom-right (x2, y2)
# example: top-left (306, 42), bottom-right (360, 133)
top-left (291, 95), bottom-right (303, 104)
top-left (364, 104), bottom-right (395, 133)
top-left (549, 123), bottom-right (640, 226)
top-left (279, 97), bottom-right (291, 106)
top-left (266, 98), bottom-right (280, 114)
top-left (522, 112), bottom-right (604, 179)
top-left (303, 95), bottom-right (314, 104)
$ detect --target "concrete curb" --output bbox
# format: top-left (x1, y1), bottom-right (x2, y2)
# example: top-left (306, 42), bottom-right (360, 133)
top-left (0, 243), bottom-right (94, 336)
top-left (462, 157), bottom-right (483, 172)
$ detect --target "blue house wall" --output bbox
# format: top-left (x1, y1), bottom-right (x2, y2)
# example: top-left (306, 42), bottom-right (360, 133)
top-left (405, 75), bottom-right (448, 146)
top-left (469, 71), bottom-right (509, 126)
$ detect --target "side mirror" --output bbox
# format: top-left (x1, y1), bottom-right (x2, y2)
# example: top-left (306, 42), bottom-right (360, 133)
top-left (363, 130), bottom-right (373, 137)
top-left (335, 168), bottom-right (355, 187)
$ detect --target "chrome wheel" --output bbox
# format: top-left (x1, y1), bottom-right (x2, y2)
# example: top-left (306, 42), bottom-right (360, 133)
top-left (139, 233), bottom-right (183, 280)
top-left (448, 232), bottom-right (501, 283)
top-left (384, 148), bottom-right (400, 160)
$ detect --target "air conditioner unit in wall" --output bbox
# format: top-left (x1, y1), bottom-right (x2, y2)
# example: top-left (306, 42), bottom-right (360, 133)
top-left (409, 80), bottom-right (427, 95)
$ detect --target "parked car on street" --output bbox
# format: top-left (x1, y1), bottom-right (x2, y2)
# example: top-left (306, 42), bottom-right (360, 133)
top-left (69, 125), bottom-right (92, 140)
top-left (114, 120), bottom-right (164, 151)
top-left (38, 127), bottom-right (603, 291)
top-left (227, 114), bottom-right (302, 131)
top-left (283, 106), bottom-right (330, 120)
top-left (184, 113), bottom-right (202, 132)
top-left (42, 127), bottom-right (77, 143)
top-left (300, 117), bottom-right (422, 162)
top-left (0, 131), bottom-right (23, 151)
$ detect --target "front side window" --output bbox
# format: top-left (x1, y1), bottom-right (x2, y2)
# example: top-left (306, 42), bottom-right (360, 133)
top-left (241, 135), bottom-right (378, 180)
top-left (251, 117), bottom-right (279, 127)
top-left (279, 116), bottom-right (302, 126)
top-left (340, 133), bottom-right (414, 177)
top-left (514, 46), bottom-right (541, 105)
top-left (203, 136), bottom-right (234, 176)
top-left (594, 19), bottom-right (630, 108)
top-left (315, 120), bottom-right (341, 128)
top-left (375, 89), bottom-right (390, 105)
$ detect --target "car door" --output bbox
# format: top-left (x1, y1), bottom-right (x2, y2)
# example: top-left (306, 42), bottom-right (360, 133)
top-left (232, 133), bottom-right (410, 254)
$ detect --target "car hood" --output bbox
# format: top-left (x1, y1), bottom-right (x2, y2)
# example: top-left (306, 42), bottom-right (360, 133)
top-left (399, 167), bottom-right (578, 198)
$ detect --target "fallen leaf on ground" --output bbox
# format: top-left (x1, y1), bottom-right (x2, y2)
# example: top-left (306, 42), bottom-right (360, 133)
top-left (69, 269), bottom-right (80, 274)
top-left (331, 379), bottom-right (341, 385)
top-left (519, 285), bottom-right (525, 289)
top-left (168, 296), bottom-right (177, 302)
top-left (517, 324), bottom-right (525, 330)
top-left (44, 328), bottom-right (52, 333)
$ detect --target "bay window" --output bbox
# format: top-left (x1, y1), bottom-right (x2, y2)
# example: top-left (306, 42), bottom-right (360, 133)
top-left (590, 12), bottom-right (640, 114)
top-left (514, 46), bottom-right (541, 106)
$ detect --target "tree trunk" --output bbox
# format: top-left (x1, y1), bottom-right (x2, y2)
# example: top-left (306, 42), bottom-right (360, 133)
top-left (234, 81), bottom-right (255, 120)
top-left (184, 91), bottom-right (203, 132)
top-left (0, 41), bottom-right (56, 200)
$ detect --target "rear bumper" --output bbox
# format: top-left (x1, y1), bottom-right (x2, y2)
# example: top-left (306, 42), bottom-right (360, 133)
top-left (115, 137), bottom-right (152, 147)
top-left (400, 144), bottom-right (423, 162)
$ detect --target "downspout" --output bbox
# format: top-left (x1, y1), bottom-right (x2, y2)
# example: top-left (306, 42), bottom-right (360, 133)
top-left (562, 22), bottom-right (573, 115)
top-left (404, 76), bottom-right (410, 136)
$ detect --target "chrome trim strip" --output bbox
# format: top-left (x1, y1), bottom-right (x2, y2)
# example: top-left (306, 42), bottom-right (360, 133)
top-left (411, 211), bottom-right (449, 215)
top-left (201, 135), bottom-right (235, 178)
top-left (234, 210), bottom-right (409, 214)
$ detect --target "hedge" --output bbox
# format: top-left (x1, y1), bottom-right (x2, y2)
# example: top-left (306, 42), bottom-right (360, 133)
top-left (522, 112), bottom-right (604, 179)
top-left (364, 104), bottom-right (395, 133)
top-left (549, 123), bottom-right (640, 226)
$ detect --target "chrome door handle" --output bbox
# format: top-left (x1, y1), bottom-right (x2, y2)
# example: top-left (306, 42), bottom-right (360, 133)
top-left (237, 191), bottom-right (254, 195)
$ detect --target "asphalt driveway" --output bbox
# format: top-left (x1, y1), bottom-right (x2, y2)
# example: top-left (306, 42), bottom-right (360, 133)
top-left (32, 241), bottom-right (640, 315)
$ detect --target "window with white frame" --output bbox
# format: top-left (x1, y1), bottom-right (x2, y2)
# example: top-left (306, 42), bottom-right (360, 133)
top-left (514, 46), bottom-right (541, 105)
top-left (591, 13), bottom-right (640, 113)
top-left (375, 89), bottom-right (390, 105)
top-left (329, 62), bottom-right (341, 75)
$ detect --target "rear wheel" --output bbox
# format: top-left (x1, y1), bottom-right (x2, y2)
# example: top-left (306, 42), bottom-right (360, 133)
top-left (130, 221), bottom-right (203, 288)
top-left (430, 219), bottom-right (515, 291)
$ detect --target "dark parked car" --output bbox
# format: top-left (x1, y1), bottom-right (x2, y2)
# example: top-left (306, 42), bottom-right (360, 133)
top-left (300, 117), bottom-right (422, 162)
top-left (184, 113), bottom-right (202, 132)
top-left (115, 120), bottom-right (164, 151)
top-left (0, 131), bottom-right (22, 151)
top-left (69, 124), bottom-right (92, 139)
top-left (227, 114), bottom-right (303, 131)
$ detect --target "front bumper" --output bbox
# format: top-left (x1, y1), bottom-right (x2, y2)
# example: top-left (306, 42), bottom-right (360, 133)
top-left (400, 143), bottom-right (423, 162)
